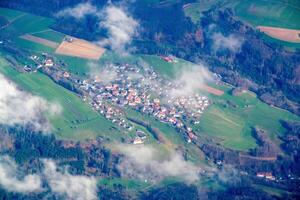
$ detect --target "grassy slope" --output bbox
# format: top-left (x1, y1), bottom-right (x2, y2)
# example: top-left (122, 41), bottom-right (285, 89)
top-left (141, 55), bottom-right (300, 151)
top-left (0, 57), bottom-right (120, 141)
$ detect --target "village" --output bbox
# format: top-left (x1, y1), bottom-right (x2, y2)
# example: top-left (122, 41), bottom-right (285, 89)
top-left (78, 61), bottom-right (210, 144)
top-left (23, 52), bottom-right (210, 144)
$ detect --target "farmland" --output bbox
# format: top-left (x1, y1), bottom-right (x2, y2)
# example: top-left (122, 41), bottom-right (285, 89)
top-left (0, 56), bottom-right (120, 141)
top-left (183, 0), bottom-right (300, 50)
top-left (233, 0), bottom-right (300, 49)
top-left (32, 30), bottom-right (65, 43)
top-left (257, 26), bottom-right (300, 43)
top-left (0, 8), bottom-right (105, 59)
top-left (55, 37), bottom-right (105, 60)
top-left (233, 0), bottom-right (300, 29)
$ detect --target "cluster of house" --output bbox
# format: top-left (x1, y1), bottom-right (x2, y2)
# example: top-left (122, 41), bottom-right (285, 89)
top-left (25, 52), bottom-right (210, 144)
top-left (80, 63), bottom-right (210, 143)
top-left (256, 172), bottom-right (276, 181)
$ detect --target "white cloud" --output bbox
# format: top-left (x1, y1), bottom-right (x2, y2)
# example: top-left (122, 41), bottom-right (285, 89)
top-left (0, 73), bottom-right (61, 132)
top-left (168, 64), bottom-right (212, 98)
top-left (0, 156), bottom-right (42, 193)
top-left (117, 145), bottom-right (200, 183)
top-left (56, 2), bottom-right (98, 19)
top-left (89, 62), bottom-right (118, 84)
top-left (56, 2), bottom-right (138, 55)
top-left (212, 32), bottom-right (244, 53)
top-left (98, 4), bottom-right (138, 55)
top-left (43, 160), bottom-right (98, 200)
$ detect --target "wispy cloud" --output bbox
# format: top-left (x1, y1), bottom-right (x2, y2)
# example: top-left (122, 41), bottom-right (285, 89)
top-left (211, 32), bottom-right (244, 53)
top-left (43, 160), bottom-right (98, 200)
top-left (0, 74), bottom-right (61, 132)
top-left (0, 156), bottom-right (42, 193)
top-left (98, 4), bottom-right (139, 55)
top-left (88, 62), bottom-right (118, 84)
top-left (117, 145), bottom-right (200, 183)
top-left (168, 63), bottom-right (212, 98)
top-left (56, 2), bottom-right (97, 19)
top-left (56, 2), bottom-right (138, 55)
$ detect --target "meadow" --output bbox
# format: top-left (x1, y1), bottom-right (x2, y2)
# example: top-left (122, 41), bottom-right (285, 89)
top-left (0, 56), bottom-right (121, 141)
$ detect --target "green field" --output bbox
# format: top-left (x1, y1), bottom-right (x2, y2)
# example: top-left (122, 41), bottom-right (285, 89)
top-left (141, 55), bottom-right (300, 151)
top-left (183, 0), bottom-right (300, 50)
top-left (184, 0), bottom-right (223, 23)
top-left (0, 7), bottom-right (24, 21)
top-left (233, 0), bottom-right (300, 50)
top-left (14, 37), bottom-right (55, 53)
top-left (99, 177), bottom-right (150, 190)
top-left (7, 13), bottom-right (54, 35)
top-left (0, 7), bottom-right (64, 53)
top-left (32, 30), bottom-right (65, 43)
top-left (234, 0), bottom-right (300, 29)
top-left (0, 57), bottom-right (121, 141)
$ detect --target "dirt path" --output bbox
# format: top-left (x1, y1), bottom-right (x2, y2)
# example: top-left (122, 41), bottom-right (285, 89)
top-left (0, 13), bottom-right (26, 30)
top-left (240, 154), bottom-right (277, 161)
top-left (199, 84), bottom-right (224, 96)
top-left (20, 34), bottom-right (59, 48)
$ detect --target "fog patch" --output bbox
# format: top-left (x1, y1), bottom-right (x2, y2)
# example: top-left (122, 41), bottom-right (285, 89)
top-left (56, 1), bottom-right (138, 55)
top-left (88, 62), bottom-right (118, 84)
top-left (168, 64), bottom-right (212, 98)
top-left (43, 159), bottom-right (98, 200)
top-left (0, 156), bottom-right (42, 193)
top-left (0, 74), bottom-right (61, 132)
top-left (116, 145), bottom-right (200, 183)
top-left (212, 32), bottom-right (244, 53)
top-left (98, 4), bottom-right (139, 55)
top-left (56, 2), bottom-right (97, 19)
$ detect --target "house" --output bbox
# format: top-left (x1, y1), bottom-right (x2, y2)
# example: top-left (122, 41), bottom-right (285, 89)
top-left (63, 71), bottom-right (70, 78)
top-left (161, 56), bottom-right (173, 63)
top-left (133, 136), bottom-right (144, 145)
top-left (44, 59), bottom-right (54, 67)
top-left (256, 172), bottom-right (275, 181)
